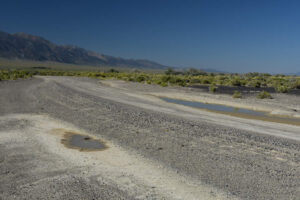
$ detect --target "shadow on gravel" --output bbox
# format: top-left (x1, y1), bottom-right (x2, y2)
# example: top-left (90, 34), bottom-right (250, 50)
top-left (61, 131), bottom-right (108, 152)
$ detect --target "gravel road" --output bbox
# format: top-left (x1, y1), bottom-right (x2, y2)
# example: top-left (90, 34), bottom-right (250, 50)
top-left (0, 76), bottom-right (299, 200)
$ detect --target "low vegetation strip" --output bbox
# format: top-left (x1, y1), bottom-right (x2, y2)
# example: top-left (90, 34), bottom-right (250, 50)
top-left (1, 68), bottom-right (300, 94)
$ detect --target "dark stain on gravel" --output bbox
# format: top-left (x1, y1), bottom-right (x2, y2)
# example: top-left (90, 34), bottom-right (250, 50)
top-left (61, 132), bottom-right (108, 151)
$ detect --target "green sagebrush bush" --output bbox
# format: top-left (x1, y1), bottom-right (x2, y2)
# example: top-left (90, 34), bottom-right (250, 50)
top-left (209, 84), bottom-right (217, 93)
top-left (232, 91), bottom-right (242, 98)
top-left (257, 91), bottom-right (273, 99)
top-left (274, 85), bottom-right (290, 93)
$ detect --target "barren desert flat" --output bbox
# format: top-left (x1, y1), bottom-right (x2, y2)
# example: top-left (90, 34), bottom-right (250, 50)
top-left (1, 76), bottom-right (300, 200)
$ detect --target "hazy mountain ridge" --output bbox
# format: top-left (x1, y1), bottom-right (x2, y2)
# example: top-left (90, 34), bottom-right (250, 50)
top-left (0, 31), bottom-right (168, 69)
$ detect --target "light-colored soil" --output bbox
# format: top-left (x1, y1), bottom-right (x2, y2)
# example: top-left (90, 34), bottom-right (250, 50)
top-left (0, 76), bottom-right (299, 200)
top-left (1, 114), bottom-right (230, 200)
top-left (103, 79), bottom-right (300, 118)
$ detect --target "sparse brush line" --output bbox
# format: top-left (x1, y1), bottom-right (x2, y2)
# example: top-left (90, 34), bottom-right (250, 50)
top-left (1, 69), bottom-right (300, 95)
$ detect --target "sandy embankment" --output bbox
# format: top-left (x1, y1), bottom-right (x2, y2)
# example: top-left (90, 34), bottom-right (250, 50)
top-left (102, 79), bottom-right (300, 118)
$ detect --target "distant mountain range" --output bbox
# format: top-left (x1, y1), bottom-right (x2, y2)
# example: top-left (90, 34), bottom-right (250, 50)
top-left (0, 31), bottom-right (168, 69)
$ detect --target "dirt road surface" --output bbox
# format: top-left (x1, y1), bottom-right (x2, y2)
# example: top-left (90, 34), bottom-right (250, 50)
top-left (0, 76), bottom-right (299, 200)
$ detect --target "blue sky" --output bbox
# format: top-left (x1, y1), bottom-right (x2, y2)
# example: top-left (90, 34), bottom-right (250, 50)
top-left (1, 0), bottom-right (300, 73)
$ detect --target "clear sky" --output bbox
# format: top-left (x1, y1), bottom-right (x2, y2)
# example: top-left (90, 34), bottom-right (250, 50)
top-left (1, 0), bottom-right (300, 73)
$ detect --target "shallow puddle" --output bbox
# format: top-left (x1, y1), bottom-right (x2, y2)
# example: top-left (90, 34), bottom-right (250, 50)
top-left (160, 97), bottom-right (266, 116)
top-left (61, 131), bottom-right (107, 151)
top-left (160, 97), bottom-right (300, 126)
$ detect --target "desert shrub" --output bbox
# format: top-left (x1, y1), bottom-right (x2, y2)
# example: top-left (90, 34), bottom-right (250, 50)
top-left (184, 68), bottom-right (207, 76)
top-left (93, 72), bottom-right (105, 78)
top-left (232, 91), bottom-right (242, 98)
top-left (260, 81), bottom-right (268, 87)
top-left (201, 78), bottom-right (212, 84)
top-left (214, 75), bottom-right (227, 85)
top-left (135, 74), bottom-right (147, 82)
top-left (128, 77), bottom-right (135, 82)
top-left (209, 84), bottom-right (217, 93)
top-left (165, 68), bottom-right (175, 75)
top-left (257, 91), bottom-right (273, 99)
top-left (248, 80), bottom-right (261, 88)
top-left (170, 76), bottom-right (186, 86)
top-left (274, 85), bottom-right (290, 93)
top-left (293, 80), bottom-right (300, 89)
top-left (190, 77), bottom-right (201, 84)
top-left (160, 82), bottom-right (168, 87)
top-left (160, 75), bottom-right (171, 83)
top-left (230, 78), bottom-right (242, 86)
